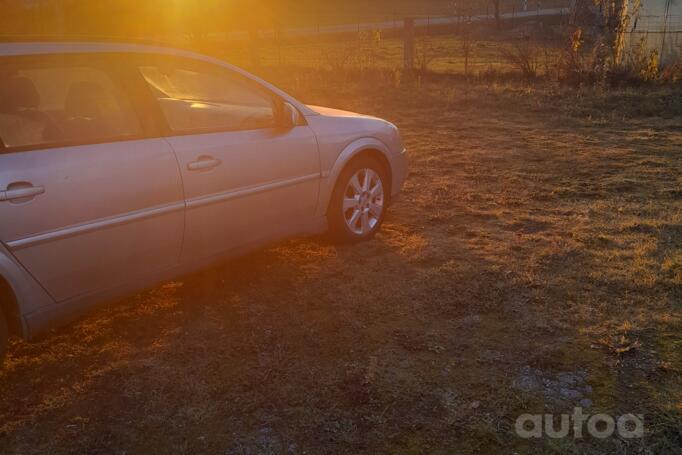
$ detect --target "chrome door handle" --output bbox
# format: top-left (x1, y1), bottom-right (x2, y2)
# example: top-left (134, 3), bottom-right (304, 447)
top-left (0, 185), bottom-right (45, 202)
top-left (187, 157), bottom-right (222, 171)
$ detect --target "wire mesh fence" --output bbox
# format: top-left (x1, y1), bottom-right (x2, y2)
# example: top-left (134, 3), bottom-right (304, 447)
top-left (188, 7), bottom-right (571, 75)
top-left (1, 1), bottom-right (680, 76)
top-left (627, 15), bottom-right (682, 62)
top-left (197, 9), bottom-right (681, 78)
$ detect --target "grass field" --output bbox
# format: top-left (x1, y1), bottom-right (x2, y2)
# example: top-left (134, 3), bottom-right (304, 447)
top-left (186, 16), bottom-right (567, 79)
top-left (0, 73), bottom-right (681, 453)
top-left (209, 33), bottom-right (558, 76)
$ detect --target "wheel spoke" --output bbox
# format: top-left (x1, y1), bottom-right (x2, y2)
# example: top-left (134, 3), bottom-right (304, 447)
top-left (343, 197), bottom-right (359, 211)
top-left (361, 211), bottom-right (370, 233)
top-left (362, 170), bottom-right (372, 191)
top-left (369, 202), bottom-right (383, 218)
top-left (348, 209), bottom-right (361, 228)
top-left (349, 175), bottom-right (363, 194)
top-left (370, 182), bottom-right (383, 198)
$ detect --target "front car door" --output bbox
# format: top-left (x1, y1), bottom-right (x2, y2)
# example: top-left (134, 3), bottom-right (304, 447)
top-left (131, 55), bottom-right (320, 263)
top-left (0, 53), bottom-right (185, 303)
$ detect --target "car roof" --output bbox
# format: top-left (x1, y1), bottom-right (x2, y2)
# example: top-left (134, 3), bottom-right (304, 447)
top-left (0, 40), bottom-right (317, 116)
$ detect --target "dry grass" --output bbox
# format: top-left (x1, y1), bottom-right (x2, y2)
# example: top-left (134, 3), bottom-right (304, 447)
top-left (208, 34), bottom-right (560, 76)
top-left (0, 74), bottom-right (681, 454)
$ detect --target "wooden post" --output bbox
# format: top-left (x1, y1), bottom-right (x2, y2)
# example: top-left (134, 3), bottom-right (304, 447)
top-left (404, 17), bottom-right (415, 72)
top-left (661, 0), bottom-right (673, 62)
top-left (493, 0), bottom-right (501, 30)
top-left (462, 21), bottom-right (471, 78)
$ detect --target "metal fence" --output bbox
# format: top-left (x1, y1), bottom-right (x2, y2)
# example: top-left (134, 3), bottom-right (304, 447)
top-left (1, 1), bottom-right (680, 73)
top-left (628, 15), bottom-right (682, 62)
top-left (203, 9), bottom-right (682, 76)
top-left (201, 7), bottom-right (573, 75)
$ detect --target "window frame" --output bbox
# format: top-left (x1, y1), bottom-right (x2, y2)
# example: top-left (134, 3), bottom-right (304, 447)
top-left (126, 54), bottom-right (296, 137)
top-left (0, 53), bottom-right (155, 155)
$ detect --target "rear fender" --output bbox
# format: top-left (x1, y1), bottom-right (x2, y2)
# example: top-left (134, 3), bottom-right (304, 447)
top-left (0, 243), bottom-right (54, 339)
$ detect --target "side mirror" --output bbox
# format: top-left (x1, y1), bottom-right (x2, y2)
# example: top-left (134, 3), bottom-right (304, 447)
top-left (276, 101), bottom-right (299, 129)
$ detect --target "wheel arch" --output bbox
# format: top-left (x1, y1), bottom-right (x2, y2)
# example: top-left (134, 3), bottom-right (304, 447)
top-left (0, 274), bottom-right (23, 338)
top-left (0, 245), bottom-right (51, 340)
top-left (317, 138), bottom-right (394, 217)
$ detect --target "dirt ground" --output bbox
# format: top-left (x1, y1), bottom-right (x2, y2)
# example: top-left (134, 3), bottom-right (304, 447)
top-left (1, 76), bottom-right (681, 454)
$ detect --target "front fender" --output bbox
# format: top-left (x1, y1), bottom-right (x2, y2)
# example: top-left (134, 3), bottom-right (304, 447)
top-left (0, 243), bottom-right (54, 339)
top-left (316, 137), bottom-right (393, 218)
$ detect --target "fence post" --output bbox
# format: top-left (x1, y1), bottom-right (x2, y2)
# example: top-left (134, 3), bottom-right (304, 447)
top-left (661, 0), bottom-right (673, 62)
top-left (248, 18), bottom-right (260, 68)
top-left (404, 17), bottom-right (415, 72)
top-left (53, 0), bottom-right (65, 35)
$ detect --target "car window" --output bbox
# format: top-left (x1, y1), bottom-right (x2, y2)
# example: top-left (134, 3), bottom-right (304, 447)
top-left (138, 59), bottom-right (276, 133)
top-left (0, 60), bottom-right (141, 149)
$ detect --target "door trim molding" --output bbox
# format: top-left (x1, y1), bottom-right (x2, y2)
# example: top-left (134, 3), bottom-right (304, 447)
top-left (7, 201), bottom-right (186, 250)
top-left (186, 173), bottom-right (321, 210)
top-left (7, 173), bottom-right (321, 250)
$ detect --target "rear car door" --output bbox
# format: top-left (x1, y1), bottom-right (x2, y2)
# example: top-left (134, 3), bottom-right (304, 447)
top-left (132, 55), bottom-right (320, 263)
top-left (0, 54), bottom-right (185, 303)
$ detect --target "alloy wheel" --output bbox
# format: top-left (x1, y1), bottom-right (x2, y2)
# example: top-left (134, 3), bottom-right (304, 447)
top-left (342, 168), bottom-right (385, 235)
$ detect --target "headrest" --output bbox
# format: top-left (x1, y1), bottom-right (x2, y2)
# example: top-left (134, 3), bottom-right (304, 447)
top-left (0, 76), bottom-right (40, 113)
top-left (65, 81), bottom-right (108, 119)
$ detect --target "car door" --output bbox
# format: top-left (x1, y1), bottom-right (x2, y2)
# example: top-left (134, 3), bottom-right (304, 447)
top-left (132, 55), bottom-right (320, 263)
top-left (0, 54), bottom-right (185, 303)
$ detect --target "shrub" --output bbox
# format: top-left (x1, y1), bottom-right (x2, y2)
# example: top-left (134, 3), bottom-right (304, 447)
top-left (501, 41), bottom-right (540, 80)
top-left (660, 60), bottom-right (682, 83)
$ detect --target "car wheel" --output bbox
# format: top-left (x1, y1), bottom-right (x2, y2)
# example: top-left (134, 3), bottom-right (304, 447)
top-left (0, 309), bottom-right (8, 365)
top-left (329, 156), bottom-right (389, 243)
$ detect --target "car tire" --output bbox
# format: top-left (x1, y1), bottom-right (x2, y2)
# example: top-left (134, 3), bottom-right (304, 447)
top-left (328, 156), bottom-right (389, 243)
top-left (0, 309), bottom-right (8, 365)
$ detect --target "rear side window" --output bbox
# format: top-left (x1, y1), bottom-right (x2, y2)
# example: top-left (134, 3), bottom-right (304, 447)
top-left (0, 57), bottom-right (141, 149)
top-left (137, 57), bottom-right (276, 133)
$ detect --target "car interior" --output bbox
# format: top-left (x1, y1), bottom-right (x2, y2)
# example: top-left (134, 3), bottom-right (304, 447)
top-left (0, 69), bottom-right (138, 149)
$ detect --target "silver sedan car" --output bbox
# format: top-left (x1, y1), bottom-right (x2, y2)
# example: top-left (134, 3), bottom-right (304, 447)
top-left (0, 42), bottom-right (408, 362)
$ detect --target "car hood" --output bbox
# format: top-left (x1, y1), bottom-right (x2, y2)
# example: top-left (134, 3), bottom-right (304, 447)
top-left (304, 104), bottom-right (403, 174)
top-left (306, 105), bottom-right (377, 120)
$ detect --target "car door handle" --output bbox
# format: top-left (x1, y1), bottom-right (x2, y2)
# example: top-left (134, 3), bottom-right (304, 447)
top-left (0, 184), bottom-right (45, 202)
top-left (187, 157), bottom-right (222, 171)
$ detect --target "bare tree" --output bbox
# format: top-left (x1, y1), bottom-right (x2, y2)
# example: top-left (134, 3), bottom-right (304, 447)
top-left (569, 0), bottom-right (595, 26)
top-left (589, 0), bottom-right (642, 67)
top-left (570, 0), bottom-right (641, 69)
top-left (502, 41), bottom-right (540, 79)
top-left (603, 0), bottom-right (640, 66)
